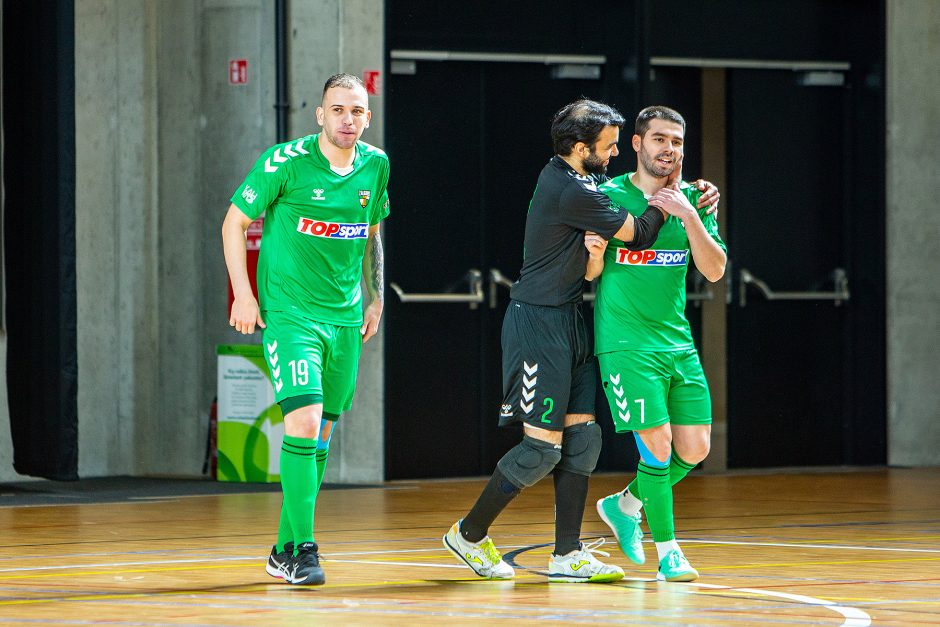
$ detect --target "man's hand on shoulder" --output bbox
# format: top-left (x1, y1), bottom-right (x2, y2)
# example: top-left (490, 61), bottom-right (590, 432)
top-left (650, 187), bottom-right (696, 221)
top-left (692, 179), bottom-right (720, 217)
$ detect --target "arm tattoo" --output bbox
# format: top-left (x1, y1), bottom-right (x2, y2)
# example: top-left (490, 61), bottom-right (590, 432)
top-left (366, 231), bottom-right (385, 302)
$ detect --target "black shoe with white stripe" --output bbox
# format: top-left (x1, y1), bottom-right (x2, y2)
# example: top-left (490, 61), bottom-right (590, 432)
top-left (265, 542), bottom-right (294, 581)
top-left (289, 542), bottom-right (325, 586)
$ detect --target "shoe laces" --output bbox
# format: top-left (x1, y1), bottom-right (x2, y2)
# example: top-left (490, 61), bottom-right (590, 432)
top-left (578, 537), bottom-right (611, 560)
top-left (479, 538), bottom-right (503, 565)
top-left (666, 550), bottom-right (686, 568)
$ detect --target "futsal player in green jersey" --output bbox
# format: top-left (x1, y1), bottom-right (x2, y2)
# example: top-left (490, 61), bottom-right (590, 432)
top-left (222, 73), bottom-right (389, 586)
top-left (588, 106), bottom-right (726, 582)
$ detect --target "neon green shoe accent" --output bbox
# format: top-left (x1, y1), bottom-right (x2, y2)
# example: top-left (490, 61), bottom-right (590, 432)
top-left (596, 494), bottom-right (646, 565)
top-left (656, 550), bottom-right (699, 582)
top-left (442, 520), bottom-right (515, 579)
top-left (547, 538), bottom-right (624, 583)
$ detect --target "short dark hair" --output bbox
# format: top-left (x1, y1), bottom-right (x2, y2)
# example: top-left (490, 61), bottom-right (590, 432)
top-left (635, 105), bottom-right (686, 137)
top-left (551, 99), bottom-right (625, 156)
top-left (322, 72), bottom-right (366, 98)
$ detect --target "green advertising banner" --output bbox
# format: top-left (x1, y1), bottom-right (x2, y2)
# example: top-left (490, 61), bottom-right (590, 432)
top-left (216, 345), bottom-right (283, 482)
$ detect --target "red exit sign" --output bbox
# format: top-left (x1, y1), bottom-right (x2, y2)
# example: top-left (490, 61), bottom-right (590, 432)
top-left (229, 59), bottom-right (248, 85)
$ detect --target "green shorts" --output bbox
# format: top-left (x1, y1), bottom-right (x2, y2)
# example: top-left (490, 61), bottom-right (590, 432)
top-left (261, 309), bottom-right (363, 417)
top-left (598, 348), bottom-right (712, 432)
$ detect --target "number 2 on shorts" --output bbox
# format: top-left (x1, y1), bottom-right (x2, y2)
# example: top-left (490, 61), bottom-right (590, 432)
top-left (540, 397), bottom-right (554, 423)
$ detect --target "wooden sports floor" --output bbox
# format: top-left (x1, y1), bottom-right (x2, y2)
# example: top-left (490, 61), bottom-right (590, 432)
top-left (1, 468), bottom-right (938, 626)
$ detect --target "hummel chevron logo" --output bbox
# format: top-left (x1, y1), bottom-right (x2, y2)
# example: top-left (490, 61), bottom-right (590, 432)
top-left (274, 380), bottom-right (283, 393)
top-left (263, 140), bottom-right (309, 173)
top-left (269, 353), bottom-right (278, 367)
top-left (610, 372), bottom-right (629, 421)
top-left (272, 366), bottom-right (280, 379)
top-left (266, 340), bottom-right (278, 353)
top-left (521, 361), bottom-right (538, 414)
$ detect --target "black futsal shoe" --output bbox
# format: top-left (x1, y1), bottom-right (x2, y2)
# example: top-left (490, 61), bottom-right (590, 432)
top-left (265, 542), bottom-right (294, 581)
top-left (289, 541), bottom-right (326, 585)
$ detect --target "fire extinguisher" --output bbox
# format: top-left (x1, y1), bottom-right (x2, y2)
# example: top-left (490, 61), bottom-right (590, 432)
top-left (203, 396), bottom-right (218, 479)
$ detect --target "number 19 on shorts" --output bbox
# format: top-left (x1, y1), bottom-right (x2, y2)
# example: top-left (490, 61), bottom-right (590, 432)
top-left (289, 359), bottom-right (309, 386)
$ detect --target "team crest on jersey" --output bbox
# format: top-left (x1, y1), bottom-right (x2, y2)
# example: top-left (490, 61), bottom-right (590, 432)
top-left (358, 190), bottom-right (371, 208)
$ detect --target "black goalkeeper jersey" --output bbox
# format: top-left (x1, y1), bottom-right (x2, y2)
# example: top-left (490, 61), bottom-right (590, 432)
top-left (509, 156), bottom-right (629, 306)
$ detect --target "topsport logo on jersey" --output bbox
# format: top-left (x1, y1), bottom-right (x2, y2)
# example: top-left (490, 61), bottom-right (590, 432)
top-left (297, 217), bottom-right (368, 239)
top-left (615, 248), bottom-right (689, 266)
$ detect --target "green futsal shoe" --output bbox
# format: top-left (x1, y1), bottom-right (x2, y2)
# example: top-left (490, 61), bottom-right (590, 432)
top-left (596, 493), bottom-right (646, 565)
top-left (656, 549), bottom-right (699, 582)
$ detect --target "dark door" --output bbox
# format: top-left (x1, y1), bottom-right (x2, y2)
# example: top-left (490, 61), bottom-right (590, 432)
top-left (384, 61), bottom-right (615, 479)
top-left (726, 69), bottom-right (857, 467)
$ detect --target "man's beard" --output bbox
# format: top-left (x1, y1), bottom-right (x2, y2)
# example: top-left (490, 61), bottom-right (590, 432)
top-left (582, 150), bottom-right (607, 176)
top-left (326, 129), bottom-right (357, 150)
top-left (639, 147), bottom-right (675, 178)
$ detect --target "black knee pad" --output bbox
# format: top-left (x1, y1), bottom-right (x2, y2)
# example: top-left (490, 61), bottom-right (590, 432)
top-left (555, 421), bottom-right (602, 476)
top-left (497, 435), bottom-right (563, 489)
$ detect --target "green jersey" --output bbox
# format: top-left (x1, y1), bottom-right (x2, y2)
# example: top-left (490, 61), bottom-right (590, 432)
top-left (231, 134), bottom-right (390, 326)
top-left (594, 173), bottom-right (726, 353)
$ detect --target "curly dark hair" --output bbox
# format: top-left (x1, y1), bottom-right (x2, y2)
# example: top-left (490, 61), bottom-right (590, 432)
top-left (551, 99), bottom-right (625, 156)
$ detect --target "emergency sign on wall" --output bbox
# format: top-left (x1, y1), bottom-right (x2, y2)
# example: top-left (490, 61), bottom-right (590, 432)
top-left (229, 59), bottom-right (248, 85)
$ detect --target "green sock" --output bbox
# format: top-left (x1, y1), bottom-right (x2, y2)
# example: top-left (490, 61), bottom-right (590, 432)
top-left (668, 451), bottom-right (696, 486)
top-left (625, 451), bottom-right (697, 499)
top-left (310, 448), bottom-right (330, 541)
top-left (280, 435), bottom-right (318, 549)
top-left (636, 461), bottom-right (674, 542)
top-left (275, 501), bottom-right (292, 553)
top-left (315, 448), bottom-right (330, 493)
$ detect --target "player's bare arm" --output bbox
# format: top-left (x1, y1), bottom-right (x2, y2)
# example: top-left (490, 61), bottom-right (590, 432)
top-left (584, 231), bottom-right (607, 281)
top-left (649, 188), bottom-right (726, 282)
top-left (360, 223), bottom-right (384, 343)
top-left (222, 203), bottom-right (266, 333)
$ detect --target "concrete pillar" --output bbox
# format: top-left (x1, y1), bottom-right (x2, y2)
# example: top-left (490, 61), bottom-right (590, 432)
top-left (75, 0), bottom-right (159, 476)
top-left (886, 0), bottom-right (940, 465)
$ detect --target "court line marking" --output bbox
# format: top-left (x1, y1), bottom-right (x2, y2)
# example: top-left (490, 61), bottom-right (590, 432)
top-left (691, 582), bottom-right (871, 627)
top-left (681, 538), bottom-right (940, 553)
top-left (0, 552), bottom-right (877, 626)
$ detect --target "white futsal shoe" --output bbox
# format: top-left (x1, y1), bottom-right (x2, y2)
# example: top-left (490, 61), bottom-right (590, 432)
top-left (443, 520), bottom-right (515, 579)
top-left (548, 538), bottom-right (625, 583)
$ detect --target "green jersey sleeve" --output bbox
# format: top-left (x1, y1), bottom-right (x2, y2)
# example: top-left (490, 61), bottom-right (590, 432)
top-left (699, 205), bottom-right (727, 253)
top-left (370, 158), bottom-right (390, 225)
top-left (230, 146), bottom-right (290, 220)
